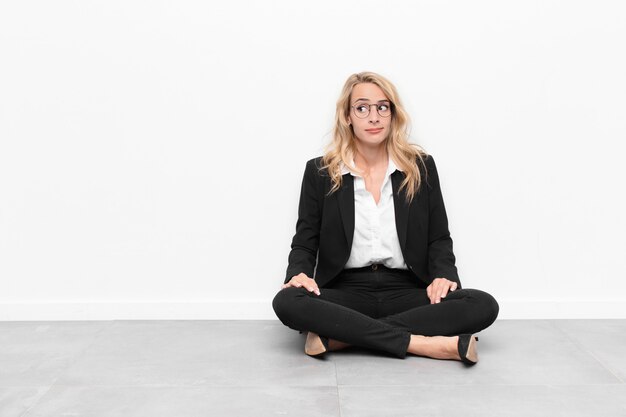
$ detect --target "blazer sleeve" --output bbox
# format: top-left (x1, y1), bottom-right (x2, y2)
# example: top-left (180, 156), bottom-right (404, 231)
top-left (425, 155), bottom-right (461, 287)
top-left (284, 159), bottom-right (323, 283)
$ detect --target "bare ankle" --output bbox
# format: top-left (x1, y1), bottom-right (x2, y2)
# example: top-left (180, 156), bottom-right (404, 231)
top-left (328, 338), bottom-right (351, 351)
top-left (407, 335), bottom-right (460, 360)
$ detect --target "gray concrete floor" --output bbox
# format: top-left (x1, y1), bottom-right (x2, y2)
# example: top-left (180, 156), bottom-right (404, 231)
top-left (1, 319), bottom-right (626, 416)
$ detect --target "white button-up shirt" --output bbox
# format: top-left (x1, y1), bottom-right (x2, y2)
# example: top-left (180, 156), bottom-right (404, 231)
top-left (341, 158), bottom-right (408, 270)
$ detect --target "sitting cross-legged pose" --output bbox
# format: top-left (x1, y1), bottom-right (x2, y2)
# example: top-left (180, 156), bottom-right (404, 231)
top-left (272, 71), bottom-right (499, 364)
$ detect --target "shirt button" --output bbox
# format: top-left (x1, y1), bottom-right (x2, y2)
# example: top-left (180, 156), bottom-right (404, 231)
top-left (371, 264), bottom-right (378, 271)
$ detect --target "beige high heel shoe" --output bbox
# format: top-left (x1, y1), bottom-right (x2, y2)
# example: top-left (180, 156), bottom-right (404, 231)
top-left (457, 334), bottom-right (479, 365)
top-left (304, 332), bottom-right (329, 356)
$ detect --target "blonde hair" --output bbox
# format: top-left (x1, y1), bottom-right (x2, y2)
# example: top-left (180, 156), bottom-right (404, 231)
top-left (321, 71), bottom-right (428, 203)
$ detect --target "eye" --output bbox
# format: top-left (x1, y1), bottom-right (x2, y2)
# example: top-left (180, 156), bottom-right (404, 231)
top-left (378, 104), bottom-right (390, 111)
top-left (355, 105), bottom-right (369, 113)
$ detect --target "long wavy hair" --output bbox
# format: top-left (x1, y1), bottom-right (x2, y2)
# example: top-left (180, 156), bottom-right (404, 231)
top-left (321, 71), bottom-right (428, 203)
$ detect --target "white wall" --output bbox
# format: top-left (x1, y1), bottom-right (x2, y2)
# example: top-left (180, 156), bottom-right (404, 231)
top-left (1, 0), bottom-right (625, 320)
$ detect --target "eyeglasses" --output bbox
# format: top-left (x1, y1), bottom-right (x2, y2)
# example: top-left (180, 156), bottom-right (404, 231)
top-left (351, 102), bottom-right (392, 118)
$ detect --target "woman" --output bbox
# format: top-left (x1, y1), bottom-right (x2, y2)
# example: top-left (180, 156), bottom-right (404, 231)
top-left (272, 72), bottom-right (499, 364)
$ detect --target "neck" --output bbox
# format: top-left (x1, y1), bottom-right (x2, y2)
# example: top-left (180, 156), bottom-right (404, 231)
top-left (354, 142), bottom-right (388, 174)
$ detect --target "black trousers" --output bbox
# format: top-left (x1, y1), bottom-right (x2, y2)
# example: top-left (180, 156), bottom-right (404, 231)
top-left (272, 264), bottom-right (499, 359)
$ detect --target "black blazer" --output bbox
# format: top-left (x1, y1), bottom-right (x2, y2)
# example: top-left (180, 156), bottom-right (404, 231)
top-left (284, 154), bottom-right (461, 289)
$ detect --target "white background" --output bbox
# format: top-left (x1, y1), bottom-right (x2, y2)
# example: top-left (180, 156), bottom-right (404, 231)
top-left (1, 0), bottom-right (625, 319)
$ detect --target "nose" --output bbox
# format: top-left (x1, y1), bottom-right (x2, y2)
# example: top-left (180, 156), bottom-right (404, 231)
top-left (368, 105), bottom-right (380, 124)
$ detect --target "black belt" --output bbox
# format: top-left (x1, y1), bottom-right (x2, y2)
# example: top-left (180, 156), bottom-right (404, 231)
top-left (343, 263), bottom-right (410, 274)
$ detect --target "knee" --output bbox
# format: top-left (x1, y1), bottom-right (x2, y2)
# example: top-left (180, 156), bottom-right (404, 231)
top-left (465, 289), bottom-right (500, 327)
top-left (272, 286), bottom-right (306, 322)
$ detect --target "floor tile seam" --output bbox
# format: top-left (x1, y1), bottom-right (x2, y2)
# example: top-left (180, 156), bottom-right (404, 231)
top-left (333, 361), bottom-right (343, 417)
top-left (14, 383), bottom-right (625, 389)
top-left (17, 383), bottom-right (55, 417)
top-left (44, 321), bottom-right (117, 390)
top-left (335, 382), bottom-right (626, 388)
top-left (27, 384), bottom-right (342, 388)
top-left (16, 321), bottom-right (117, 417)
top-left (336, 385), bottom-right (343, 417)
top-left (549, 319), bottom-right (625, 383)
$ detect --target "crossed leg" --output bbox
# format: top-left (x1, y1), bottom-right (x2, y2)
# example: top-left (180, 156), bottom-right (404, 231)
top-left (272, 285), bottom-right (499, 359)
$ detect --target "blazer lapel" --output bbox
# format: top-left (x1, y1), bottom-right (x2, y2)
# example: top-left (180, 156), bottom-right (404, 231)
top-left (391, 170), bottom-right (410, 251)
top-left (337, 174), bottom-right (355, 249)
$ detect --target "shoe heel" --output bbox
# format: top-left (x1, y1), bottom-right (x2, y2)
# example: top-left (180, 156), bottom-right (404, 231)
top-left (457, 334), bottom-right (479, 365)
top-left (305, 332), bottom-right (329, 357)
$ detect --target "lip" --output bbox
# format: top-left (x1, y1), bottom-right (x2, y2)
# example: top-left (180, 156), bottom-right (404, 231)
top-left (365, 128), bottom-right (384, 133)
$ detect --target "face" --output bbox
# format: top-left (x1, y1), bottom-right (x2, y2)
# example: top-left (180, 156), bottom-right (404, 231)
top-left (347, 82), bottom-right (392, 148)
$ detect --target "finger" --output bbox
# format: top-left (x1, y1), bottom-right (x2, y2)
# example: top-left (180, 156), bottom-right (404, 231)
top-left (430, 288), bottom-right (438, 304)
top-left (432, 278), bottom-right (446, 302)
top-left (427, 287), bottom-right (434, 304)
top-left (434, 282), bottom-right (446, 304)
top-left (310, 282), bottom-right (320, 295)
top-left (439, 280), bottom-right (452, 297)
top-left (305, 280), bottom-right (320, 295)
top-left (451, 282), bottom-right (458, 292)
top-left (430, 281), bottom-right (439, 299)
top-left (439, 285), bottom-right (450, 301)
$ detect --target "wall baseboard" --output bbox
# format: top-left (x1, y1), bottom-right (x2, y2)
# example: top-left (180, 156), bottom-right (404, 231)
top-left (1, 299), bottom-right (625, 321)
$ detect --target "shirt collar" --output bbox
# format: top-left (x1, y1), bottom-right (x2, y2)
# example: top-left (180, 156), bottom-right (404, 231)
top-left (340, 156), bottom-right (403, 177)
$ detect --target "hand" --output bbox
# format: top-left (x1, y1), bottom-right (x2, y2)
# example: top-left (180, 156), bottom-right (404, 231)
top-left (426, 277), bottom-right (458, 304)
top-left (281, 273), bottom-right (321, 296)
